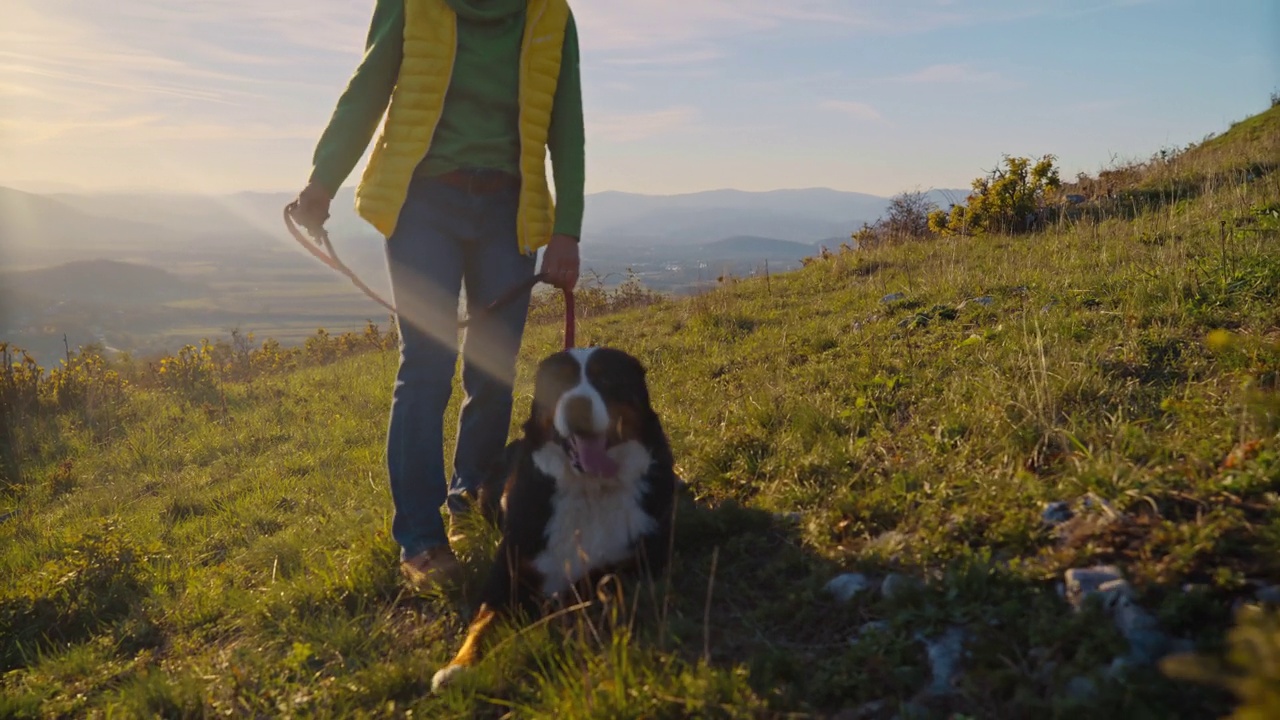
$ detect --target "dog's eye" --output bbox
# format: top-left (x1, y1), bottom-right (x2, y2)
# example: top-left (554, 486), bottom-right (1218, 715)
top-left (540, 360), bottom-right (579, 388)
top-left (590, 375), bottom-right (618, 397)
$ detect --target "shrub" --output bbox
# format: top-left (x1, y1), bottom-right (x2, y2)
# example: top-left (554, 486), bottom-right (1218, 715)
top-left (929, 154), bottom-right (1062, 235)
top-left (154, 341), bottom-right (220, 399)
top-left (1, 343), bottom-right (43, 416)
top-left (3, 321), bottom-right (401, 426)
top-left (852, 190), bottom-right (938, 249)
top-left (1, 343), bottom-right (127, 415)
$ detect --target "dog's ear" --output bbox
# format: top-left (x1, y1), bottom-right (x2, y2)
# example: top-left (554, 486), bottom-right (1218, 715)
top-left (521, 407), bottom-right (554, 446)
top-left (625, 354), bottom-right (653, 408)
top-left (631, 354), bottom-right (648, 381)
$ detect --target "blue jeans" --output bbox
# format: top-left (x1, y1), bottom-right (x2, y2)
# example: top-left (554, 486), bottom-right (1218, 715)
top-left (384, 173), bottom-right (535, 561)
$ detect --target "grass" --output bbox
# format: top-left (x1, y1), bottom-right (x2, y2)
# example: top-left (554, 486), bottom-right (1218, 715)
top-left (2, 105), bottom-right (1279, 719)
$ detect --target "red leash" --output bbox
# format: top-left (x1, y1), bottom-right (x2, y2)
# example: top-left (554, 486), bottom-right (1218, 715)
top-left (284, 203), bottom-right (575, 350)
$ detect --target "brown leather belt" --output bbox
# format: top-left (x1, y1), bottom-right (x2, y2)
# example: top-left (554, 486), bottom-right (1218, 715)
top-left (433, 168), bottom-right (521, 194)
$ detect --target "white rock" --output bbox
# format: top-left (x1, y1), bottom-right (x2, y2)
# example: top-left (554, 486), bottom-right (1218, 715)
top-left (826, 573), bottom-right (873, 603)
top-left (859, 620), bottom-right (890, 636)
top-left (1112, 596), bottom-right (1169, 665)
top-left (881, 573), bottom-right (923, 600)
top-left (1064, 565), bottom-right (1125, 611)
top-left (921, 626), bottom-right (968, 696)
top-left (1042, 501), bottom-right (1073, 525)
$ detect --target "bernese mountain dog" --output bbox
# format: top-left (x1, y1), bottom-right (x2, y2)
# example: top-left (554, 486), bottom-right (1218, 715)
top-left (431, 346), bottom-right (677, 692)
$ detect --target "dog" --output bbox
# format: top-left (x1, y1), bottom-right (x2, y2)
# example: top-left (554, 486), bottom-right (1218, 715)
top-left (431, 346), bottom-right (677, 692)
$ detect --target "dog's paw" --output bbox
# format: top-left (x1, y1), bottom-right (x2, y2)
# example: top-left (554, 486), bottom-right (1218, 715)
top-left (431, 664), bottom-right (468, 693)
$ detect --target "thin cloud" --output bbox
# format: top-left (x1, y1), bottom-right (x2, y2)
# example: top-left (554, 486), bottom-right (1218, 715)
top-left (574, 1), bottom-right (872, 56)
top-left (0, 81), bottom-right (45, 98)
top-left (1, 0), bottom-right (358, 108)
top-left (0, 115), bottom-right (161, 144)
top-left (591, 107), bottom-right (699, 143)
top-left (891, 63), bottom-right (1006, 85)
top-left (1067, 99), bottom-right (1134, 114)
top-left (0, 5), bottom-right (275, 114)
top-left (873, 62), bottom-right (1021, 90)
top-left (0, 0), bottom-right (359, 173)
top-left (575, 0), bottom-right (1161, 63)
top-left (3, 62), bottom-right (248, 104)
top-left (146, 122), bottom-right (322, 142)
top-left (600, 48), bottom-right (727, 67)
top-left (573, 0), bottom-right (1063, 59)
top-left (3, 114), bottom-right (321, 145)
top-left (821, 100), bottom-right (885, 123)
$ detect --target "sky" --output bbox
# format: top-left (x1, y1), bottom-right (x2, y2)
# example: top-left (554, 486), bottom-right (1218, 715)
top-left (1, 0), bottom-right (1277, 198)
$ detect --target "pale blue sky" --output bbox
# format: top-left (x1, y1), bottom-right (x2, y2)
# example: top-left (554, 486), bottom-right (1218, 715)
top-left (2, 0), bottom-right (1276, 196)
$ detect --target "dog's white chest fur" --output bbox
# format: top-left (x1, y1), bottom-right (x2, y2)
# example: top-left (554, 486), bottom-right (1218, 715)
top-left (531, 440), bottom-right (656, 596)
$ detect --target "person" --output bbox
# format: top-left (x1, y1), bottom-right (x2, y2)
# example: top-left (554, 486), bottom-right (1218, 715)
top-left (290, 0), bottom-right (584, 588)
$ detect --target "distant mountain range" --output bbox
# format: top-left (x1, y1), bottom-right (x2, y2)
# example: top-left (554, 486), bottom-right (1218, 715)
top-left (0, 182), bottom-right (964, 362)
top-left (1, 183), bottom-right (969, 330)
top-left (1, 184), bottom-right (967, 267)
top-left (580, 188), bottom-right (956, 244)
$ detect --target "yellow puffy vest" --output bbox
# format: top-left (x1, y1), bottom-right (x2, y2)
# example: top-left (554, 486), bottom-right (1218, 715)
top-left (354, 0), bottom-right (569, 253)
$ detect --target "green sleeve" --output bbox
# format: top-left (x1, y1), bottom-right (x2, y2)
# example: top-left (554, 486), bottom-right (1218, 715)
top-left (308, 0), bottom-right (403, 197)
top-left (547, 12), bottom-right (585, 239)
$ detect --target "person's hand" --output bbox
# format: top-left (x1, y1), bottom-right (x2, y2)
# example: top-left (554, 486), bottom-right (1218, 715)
top-left (540, 234), bottom-right (580, 290)
top-left (291, 181), bottom-right (332, 234)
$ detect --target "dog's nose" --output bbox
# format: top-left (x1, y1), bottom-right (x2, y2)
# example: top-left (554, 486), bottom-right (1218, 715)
top-left (563, 395), bottom-right (595, 435)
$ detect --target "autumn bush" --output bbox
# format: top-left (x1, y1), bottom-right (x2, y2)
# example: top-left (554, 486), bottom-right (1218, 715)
top-left (929, 154), bottom-right (1063, 236)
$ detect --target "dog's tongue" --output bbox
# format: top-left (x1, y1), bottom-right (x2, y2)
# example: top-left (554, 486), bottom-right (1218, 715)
top-left (572, 434), bottom-right (619, 477)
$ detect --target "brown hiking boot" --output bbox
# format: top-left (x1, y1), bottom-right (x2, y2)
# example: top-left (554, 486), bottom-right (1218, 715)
top-left (400, 546), bottom-right (460, 589)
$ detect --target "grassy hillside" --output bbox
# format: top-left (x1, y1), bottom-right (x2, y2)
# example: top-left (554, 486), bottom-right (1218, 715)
top-left (2, 105), bottom-right (1278, 719)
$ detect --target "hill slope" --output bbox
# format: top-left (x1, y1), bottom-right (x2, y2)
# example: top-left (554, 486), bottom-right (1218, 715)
top-left (1, 259), bottom-right (208, 307)
top-left (0, 187), bottom-right (175, 266)
top-left (2, 106), bottom-right (1278, 718)
top-left (699, 235), bottom-right (820, 258)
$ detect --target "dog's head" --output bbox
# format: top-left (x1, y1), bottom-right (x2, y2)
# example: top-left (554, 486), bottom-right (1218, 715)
top-left (527, 347), bottom-right (653, 478)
